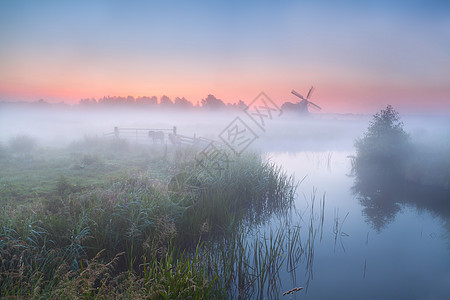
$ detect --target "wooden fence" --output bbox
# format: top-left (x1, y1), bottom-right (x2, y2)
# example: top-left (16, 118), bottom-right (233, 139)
top-left (104, 126), bottom-right (212, 147)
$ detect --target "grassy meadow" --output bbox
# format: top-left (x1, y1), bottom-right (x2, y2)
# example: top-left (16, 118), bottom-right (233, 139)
top-left (0, 135), bottom-right (301, 298)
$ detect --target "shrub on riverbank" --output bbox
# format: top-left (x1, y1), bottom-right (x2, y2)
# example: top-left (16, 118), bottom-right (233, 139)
top-left (351, 105), bottom-right (449, 231)
top-left (352, 105), bottom-right (449, 191)
top-left (352, 105), bottom-right (411, 189)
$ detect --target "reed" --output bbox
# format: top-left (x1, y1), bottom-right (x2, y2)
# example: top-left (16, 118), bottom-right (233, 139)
top-left (333, 208), bottom-right (349, 252)
top-left (201, 223), bottom-right (306, 299)
top-left (363, 258), bottom-right (367, 279)
top-left (175, 151), bottom-right (297, 247)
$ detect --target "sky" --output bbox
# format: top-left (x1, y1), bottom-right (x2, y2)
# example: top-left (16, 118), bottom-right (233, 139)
top-left (0, 0), bottom-right (449, 113)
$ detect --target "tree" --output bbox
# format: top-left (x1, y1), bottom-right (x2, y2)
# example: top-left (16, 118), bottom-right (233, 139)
top-left (79, 98), bottom-right (97, 106)
top-left (136, 96), bottom-right (158, 106)
top-left (364, 105), bottom-right (407, 140)
top-left (351, 105), bottom-right (411, 231)
top-left (237, 100), bottom-right (247, 110)
top-left (126, 96), bottom-right (135, 105)
top-left (201, 94), bottom-right (225, 110)
top-left (174, 97), bottom-right (193, 109)
top-left (352, 105), bottom-right (410, 184)
top-left (160, 95), bottom-right (173, 107)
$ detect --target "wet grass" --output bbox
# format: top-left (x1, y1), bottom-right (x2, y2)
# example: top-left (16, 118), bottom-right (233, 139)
top-left (0, 136), bottom-right (305, 298)
top-left (0, 137), bottom-right (167, 205)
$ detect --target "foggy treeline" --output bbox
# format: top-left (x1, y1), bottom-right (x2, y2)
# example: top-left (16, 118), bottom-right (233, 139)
top-left (0, 94), bottom-right (248, 111)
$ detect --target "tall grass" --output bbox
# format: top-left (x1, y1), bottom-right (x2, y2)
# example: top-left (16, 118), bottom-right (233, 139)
top-left (0, 141), bottom-right (300, 297)
top-left (176, 152), bottom-right (297, 246)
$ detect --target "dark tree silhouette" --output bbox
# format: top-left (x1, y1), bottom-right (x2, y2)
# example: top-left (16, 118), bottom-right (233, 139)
top-left (351, 105), bottom-right (411, 231)
top-left (79, 98), bottom-right (97, 106)
top-left (77, 93), bottom-right (245, 111)
top-left (174, 97), bottom-right (193, 109)
top-left (352, 105), bottom-right (410, 185)
top-left (160, 95), bottom-right (173, 107)
top-left (136, 96), bottom-right (158, 106)
top-left (126, 96), bottom-right (135, 105)
top-left (201, 94), bottom-right (225, 110)
top-left (237, 100), bottom-right (247, 110)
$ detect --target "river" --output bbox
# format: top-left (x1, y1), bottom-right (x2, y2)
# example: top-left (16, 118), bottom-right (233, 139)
top-left (266, 150), bottom-right (450, 299)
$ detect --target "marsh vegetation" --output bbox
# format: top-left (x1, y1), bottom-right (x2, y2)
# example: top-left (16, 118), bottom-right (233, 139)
top-left (0, 135), bottom-right (317, 298)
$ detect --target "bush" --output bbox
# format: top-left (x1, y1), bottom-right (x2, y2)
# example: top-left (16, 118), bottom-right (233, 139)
top-left (9, 135), bottom-right (36, 155)
top-left (352, 105), bottom-right (410, 187)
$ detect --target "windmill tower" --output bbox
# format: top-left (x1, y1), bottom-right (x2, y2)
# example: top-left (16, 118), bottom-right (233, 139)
top-left (291, 87), bottom-right (321, 114)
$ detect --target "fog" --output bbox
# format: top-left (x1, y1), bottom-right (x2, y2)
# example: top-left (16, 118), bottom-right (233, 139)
top-left (1, 104), bottom-right (448, 154)
top-left (1, 103), bottom-right (449, 298)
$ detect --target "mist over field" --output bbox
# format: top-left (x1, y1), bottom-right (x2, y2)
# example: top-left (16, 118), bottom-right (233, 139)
top-left (1, 104), bottom-right (449, 298)
top-left (1, 103), bottom-right (448, 152)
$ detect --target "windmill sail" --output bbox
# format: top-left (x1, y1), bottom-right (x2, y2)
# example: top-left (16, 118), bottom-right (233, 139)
top-left (306, 86), bottom-right (314, 100)
top-left (308, 101), bottom-right (321, 110)
top-left (291, 90), bottom-right (305, 100)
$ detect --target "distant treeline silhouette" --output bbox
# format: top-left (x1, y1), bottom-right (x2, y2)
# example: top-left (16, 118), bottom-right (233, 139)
top-left (79, 94), bottom-right (248, 110)
top-left (0, 94), bottom-right (248, 110)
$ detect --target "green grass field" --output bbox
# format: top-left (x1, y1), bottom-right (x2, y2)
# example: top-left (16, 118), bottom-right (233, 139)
top-left (0, 136), bottom-right (298, 298)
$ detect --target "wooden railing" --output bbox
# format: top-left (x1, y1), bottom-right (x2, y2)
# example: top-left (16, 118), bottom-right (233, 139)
top-left (104, 126), bottom-right (212, 146)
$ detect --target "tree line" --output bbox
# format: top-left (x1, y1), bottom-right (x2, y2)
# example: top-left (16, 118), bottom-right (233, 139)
top-left (78, 94), bottom-right (248, 110)
top-left (0, 94), bottom-right (248, 111)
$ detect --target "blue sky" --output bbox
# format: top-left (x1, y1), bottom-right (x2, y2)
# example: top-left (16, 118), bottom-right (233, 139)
top-left (0, 0), bottom-right (449, 113)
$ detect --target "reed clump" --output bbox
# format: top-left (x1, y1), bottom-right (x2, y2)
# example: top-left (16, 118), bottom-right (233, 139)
top-left (175, 152), bottom-right (297, 246)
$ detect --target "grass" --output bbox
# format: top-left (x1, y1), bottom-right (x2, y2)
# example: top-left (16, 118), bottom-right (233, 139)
top-left (0, 135), bottom-right (302, 298)
top-left (175, 153), bottom-right (297, 246)
top-left (0, 138), bottom-right (164, 205)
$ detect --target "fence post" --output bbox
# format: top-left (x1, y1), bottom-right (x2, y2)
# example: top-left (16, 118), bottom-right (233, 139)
top-left (114, 127), bottom-right (119, 138)
top-left (173, 126), bottom-right (177, 135)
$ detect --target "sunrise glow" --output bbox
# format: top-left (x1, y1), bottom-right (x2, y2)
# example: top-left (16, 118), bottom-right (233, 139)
top-left (1, 1), bottom-right (449, 114)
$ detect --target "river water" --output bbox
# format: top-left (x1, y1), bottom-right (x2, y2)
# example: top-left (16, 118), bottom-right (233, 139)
top-left (266, 150), bottom-right (450, 299)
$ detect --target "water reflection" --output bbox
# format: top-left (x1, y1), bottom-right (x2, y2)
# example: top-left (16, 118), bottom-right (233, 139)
top-left (271, 150), bottom-right (450, 299)
top-left (352, 165), bottom-right (450, 233)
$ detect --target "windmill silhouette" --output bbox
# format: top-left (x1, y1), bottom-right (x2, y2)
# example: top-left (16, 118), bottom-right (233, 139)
top-left (290, 87), bottom-right (321, 114)
top-left (281, 86), bottom-right (322, 115)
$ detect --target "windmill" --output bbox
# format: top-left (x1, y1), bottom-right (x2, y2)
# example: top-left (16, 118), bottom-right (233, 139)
top-left (290, 86), bottom-right (321, 114)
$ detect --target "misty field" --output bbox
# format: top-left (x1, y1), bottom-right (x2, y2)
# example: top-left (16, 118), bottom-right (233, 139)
top-left (0, 135), bottom-right (303, 298)
top-left (1, 105), bottom-right (449, 299)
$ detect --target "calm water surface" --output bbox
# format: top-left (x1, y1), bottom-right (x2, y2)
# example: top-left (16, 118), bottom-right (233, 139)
top-left (266, 151), bottom-right (450, 299)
